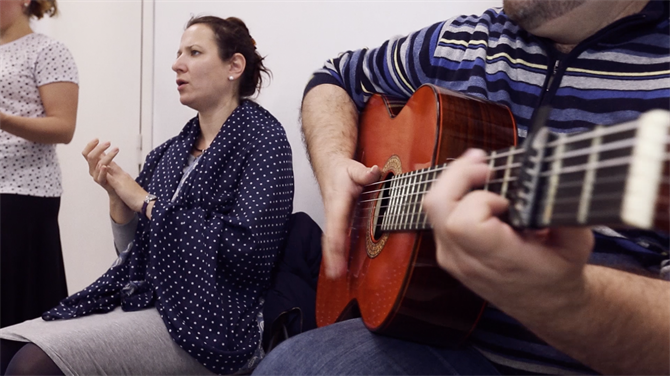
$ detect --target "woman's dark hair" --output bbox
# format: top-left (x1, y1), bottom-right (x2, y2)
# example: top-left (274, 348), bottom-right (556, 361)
top-left (24, 0), bottom-right (58, 19)
top-left (186, 15), bottom-right (270, 98)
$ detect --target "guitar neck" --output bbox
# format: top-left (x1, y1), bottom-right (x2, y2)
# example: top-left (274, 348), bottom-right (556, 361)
top-left (376, 110), bottom-right (670, 233)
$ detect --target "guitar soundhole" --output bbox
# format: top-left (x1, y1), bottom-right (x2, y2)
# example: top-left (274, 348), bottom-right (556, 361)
top-left (373, 173), bottom-right (394, 241)
top-left (366, 156), bottom-right (401, 258)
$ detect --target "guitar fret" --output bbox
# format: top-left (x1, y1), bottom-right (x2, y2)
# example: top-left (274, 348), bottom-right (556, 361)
top-left (419, 165), bottom-right (439, 230)
top-left (541, 134), bottom-right (566, 226)
top-left (501, 148), bottom-right (515, 199)
top-left (395, 175), bottom-right (403, 231)
top-left (621, 111), bottom-right (670, 229)
top-left (392, 175), bottom-right (403, 231)
top-left (401, 173), bottom-right (411, 230)
top-left (400, 173), bottom-right (411, 230)
top-left (420, 166), bottom-right (438, 229)
top-left (381, 176), bottom-right (395, 231)
top-left (485, 151), bottom-right (496, 192)
top-left (578, 127), bottom-right (603, 224)
top-left (390, 175), bottom-right (401, 231)
top-left (414, 170), bottom-right (423, 230)
top-left (410, 170), bottom-right (422, 229)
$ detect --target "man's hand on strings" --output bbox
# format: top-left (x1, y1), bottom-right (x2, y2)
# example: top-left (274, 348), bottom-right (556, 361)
top-left (423, 148), bottom-right (594, 317)
top-left (320, 156), bottom-right (381, 279)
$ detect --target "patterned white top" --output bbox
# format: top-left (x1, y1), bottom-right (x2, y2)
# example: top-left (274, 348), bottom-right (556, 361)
top-left (0, 33), bottom-right (79, 197)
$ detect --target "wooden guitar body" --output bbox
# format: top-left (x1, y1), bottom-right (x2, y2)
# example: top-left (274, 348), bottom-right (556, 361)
top-left (315, 85), bottom-right (517, 346)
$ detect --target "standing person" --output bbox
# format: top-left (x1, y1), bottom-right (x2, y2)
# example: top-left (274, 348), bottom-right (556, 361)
top-left (0, 15), bottom-right (294, 375)
top-left (253, 1), bottom-right (669, 375)
top-left (0, 0), bottom-right (78, 329)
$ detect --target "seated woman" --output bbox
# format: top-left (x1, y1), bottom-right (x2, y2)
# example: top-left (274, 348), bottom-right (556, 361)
top-left (0, 15), bottom-right (294, 375)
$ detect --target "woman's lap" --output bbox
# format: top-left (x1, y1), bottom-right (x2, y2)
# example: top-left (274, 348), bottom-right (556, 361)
top-left (0, 307), bottom-right (214, 375)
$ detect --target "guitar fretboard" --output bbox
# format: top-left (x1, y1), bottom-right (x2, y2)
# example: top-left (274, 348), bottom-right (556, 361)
top-left (360, 110), bottom-right (670, 233)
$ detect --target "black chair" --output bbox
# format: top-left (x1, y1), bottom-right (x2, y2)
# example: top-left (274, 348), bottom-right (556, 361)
top-left (262, 212), bottom-right (323, 353)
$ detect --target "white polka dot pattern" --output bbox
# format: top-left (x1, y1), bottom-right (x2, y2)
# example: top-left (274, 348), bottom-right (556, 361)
top-left (0, 33), bottom-right (79, 197)
top-left (43, 101), bottom-right (294, 374)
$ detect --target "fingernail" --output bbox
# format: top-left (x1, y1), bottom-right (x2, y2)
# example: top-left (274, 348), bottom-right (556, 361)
top-left (463, 148), bottom-right (486, 159)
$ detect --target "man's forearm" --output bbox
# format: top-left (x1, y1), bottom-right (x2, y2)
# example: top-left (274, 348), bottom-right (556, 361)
top-left (301, 84), bottom-right (360, 182)
top-left (516, 265), bottom-right (670, 375)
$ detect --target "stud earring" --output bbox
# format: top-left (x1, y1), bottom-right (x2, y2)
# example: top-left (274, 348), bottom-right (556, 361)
top-left (228, 76), bottom-right (234, 81)
top-left (24, 1), bottom-right (30, 8)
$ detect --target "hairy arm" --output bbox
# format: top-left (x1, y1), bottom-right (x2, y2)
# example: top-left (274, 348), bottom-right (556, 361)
top-left (0, 82), bottom-right (78, 144)
top-left (301, 84), bottom-right (380, 278)
top-left (519, 265), bottom-right (670, 375)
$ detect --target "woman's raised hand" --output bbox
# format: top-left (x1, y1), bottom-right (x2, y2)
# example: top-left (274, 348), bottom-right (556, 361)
top-left (82, 139), bottom-right (119, 194)
top-left (82, 139), bottom-right (148, 223)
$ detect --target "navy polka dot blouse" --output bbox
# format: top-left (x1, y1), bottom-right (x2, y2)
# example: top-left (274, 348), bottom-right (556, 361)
top-left (43, 100), bottom-right (295, 374)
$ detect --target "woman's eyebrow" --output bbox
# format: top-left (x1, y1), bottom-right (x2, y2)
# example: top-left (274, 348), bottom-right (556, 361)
top-left (176, 44), bottom-right (203, 55)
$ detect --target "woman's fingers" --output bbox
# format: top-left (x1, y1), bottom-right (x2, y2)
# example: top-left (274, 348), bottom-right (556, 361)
top-left (84, 140), bottom-right (112, 175)
top-left (81, 138), bottom-right (99, 158)
top-left (83, 139), bottom-right (123, 195)
top-left (97, 147), bottom-right (119, 170)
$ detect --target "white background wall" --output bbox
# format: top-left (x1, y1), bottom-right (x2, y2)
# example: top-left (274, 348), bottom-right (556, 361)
top-left (153, 0), bottom-right (501, 229)
top-left (32, 0), bottom-right (500, 293)
top-left (31, 0), bottom-right (144, 293)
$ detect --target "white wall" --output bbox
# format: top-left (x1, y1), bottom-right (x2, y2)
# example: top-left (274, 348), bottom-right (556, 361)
top-left (33, 0), bottom-right (501, 293)
top-left (152, 0), bottom-right (501, 229)
top-left (32, 1), bottom-right (144, 293)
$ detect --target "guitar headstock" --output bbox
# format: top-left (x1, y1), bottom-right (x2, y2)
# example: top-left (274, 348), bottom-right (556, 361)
top-left (621, 110), bottom-right (669, 233)
top-left (508, 110), bottom-right (670, 233)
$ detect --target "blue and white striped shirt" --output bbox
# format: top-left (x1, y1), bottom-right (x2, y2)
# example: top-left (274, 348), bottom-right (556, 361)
top-left (305, 1), bottom-right (669, 374)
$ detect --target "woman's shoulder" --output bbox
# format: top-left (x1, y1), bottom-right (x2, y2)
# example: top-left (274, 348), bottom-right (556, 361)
top-left (239, 100), bottom-right (285, 136)
top-left (16, 33), bottom-right (70, 52)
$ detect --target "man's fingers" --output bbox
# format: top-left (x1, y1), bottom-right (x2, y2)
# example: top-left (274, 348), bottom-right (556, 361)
top-left (349, 163), bottom-right (381, 186)
top-left (322, 196), bottom-right (354, 279)
top-left (424, 149), bottom-right (489, 220)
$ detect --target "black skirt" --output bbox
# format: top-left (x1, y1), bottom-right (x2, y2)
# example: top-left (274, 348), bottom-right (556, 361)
top-left (1, 194), bottom-right (68, 328)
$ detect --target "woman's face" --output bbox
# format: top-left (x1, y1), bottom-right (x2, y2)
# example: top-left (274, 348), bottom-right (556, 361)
top-left (0, 0), bottom-right (28, 35)
top-left (172, 24), bottom-right (234, 112)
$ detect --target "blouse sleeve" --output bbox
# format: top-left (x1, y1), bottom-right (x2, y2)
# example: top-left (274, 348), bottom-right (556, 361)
top-left (110, 215), bottom-right (138, 255)
top-left (35, 40), bottom-right (79, 87)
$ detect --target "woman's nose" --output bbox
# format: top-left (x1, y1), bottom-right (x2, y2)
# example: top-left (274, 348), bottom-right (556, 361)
top-left (172, 56), bottom-right (184, 73)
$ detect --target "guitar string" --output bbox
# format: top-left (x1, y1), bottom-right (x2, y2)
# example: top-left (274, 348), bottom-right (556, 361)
top-left (358, 153), bottom-right (670, 208)
top-left (353, 205), bottom-right (670, 231)
top-left (354, 180), bottom-right (670, 232)
top-left (354, 169), bottom-right (670, 221)
top-left (347, 207), bottom-right (670, 232)
top-left (357, 135), bottom-right (669, 201)
top-left (357, 120), bottom-right (669, 197)
top-left (358, 134), bottom-right (656, 199)
top-left (346, 118), bottom-right (669, 230)
top-left (359, 153), bottom-right (670, 223)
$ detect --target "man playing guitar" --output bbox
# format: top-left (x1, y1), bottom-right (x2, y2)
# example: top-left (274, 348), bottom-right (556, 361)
top-left (254, 1), bottom-right (670, 374)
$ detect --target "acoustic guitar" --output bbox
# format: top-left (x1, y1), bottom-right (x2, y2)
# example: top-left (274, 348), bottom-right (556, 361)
top-left (315, 84), bottom-right (670, 347)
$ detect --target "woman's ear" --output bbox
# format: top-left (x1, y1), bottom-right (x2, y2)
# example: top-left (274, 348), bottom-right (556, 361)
top-left (228, 53), bottom-right (246, 80)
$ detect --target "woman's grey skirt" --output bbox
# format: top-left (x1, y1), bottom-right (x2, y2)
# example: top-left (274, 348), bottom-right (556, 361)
top-left (0, 307), bottom-right (214, 375)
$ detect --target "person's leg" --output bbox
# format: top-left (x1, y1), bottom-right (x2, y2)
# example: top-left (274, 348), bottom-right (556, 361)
top-left (0, 195), bottom-right (67, 329)
top-left (4, 342), bottom-right (63, 376)
top-left (252, 318), bottom-right (500, 375)
top-left (1, 339), bottom-right (25, 374)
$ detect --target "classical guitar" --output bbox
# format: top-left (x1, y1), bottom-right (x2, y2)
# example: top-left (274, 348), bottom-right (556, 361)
top-left (315, 84), bottom-right (670, 347)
